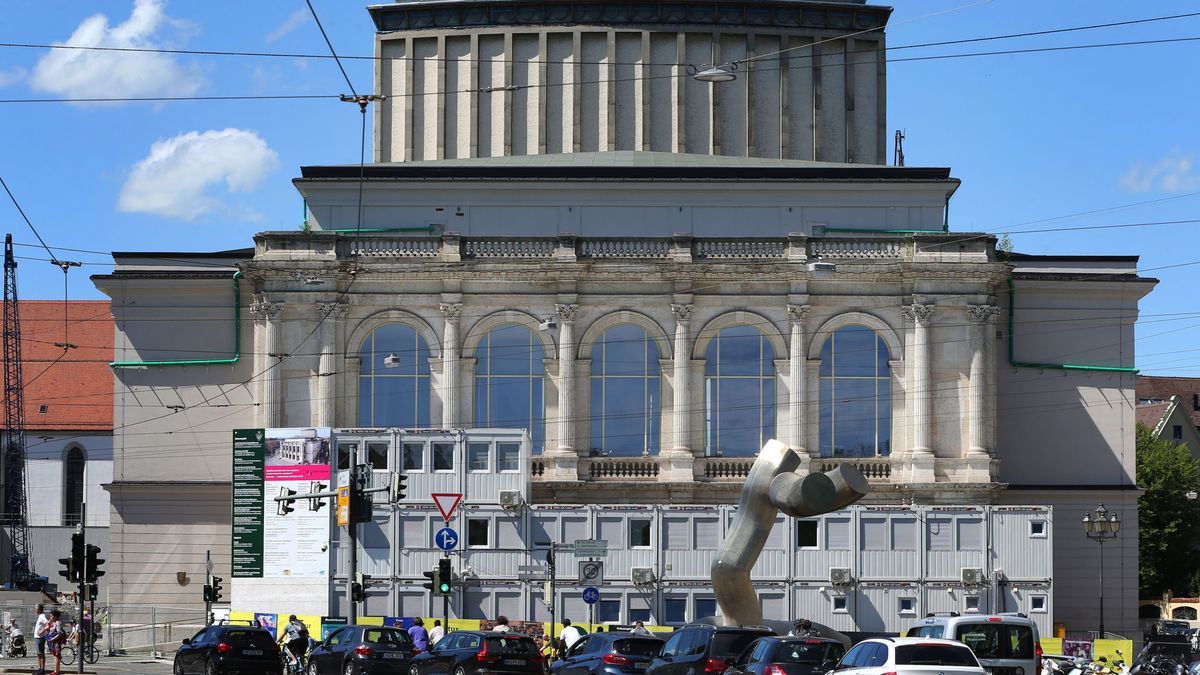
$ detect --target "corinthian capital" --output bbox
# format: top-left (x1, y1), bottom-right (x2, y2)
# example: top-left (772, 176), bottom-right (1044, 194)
top-left (786, 304), bottom-right (810, 323)
top-left (249, 297), bottom-right (283, 321)
top-left (439, 302), bottom-right (464, 319)
top-left (317, 302), bottom-right (349, 320)
top-left (671, 304), bottom-right (694, 322)
top-left (901, 302), bottom-right (935, 326)
top-left (966, 304), bottom-right (1001, 323)
top-left (555, 303), bottom-right (579, 322)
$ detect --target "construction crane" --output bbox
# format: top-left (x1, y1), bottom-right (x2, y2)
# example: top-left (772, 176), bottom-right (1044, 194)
top-left (2, 233), bottom-right (35, 589)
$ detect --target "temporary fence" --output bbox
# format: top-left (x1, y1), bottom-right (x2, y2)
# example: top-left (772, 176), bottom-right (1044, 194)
top-left (105, 606), bottom-right (206, 657)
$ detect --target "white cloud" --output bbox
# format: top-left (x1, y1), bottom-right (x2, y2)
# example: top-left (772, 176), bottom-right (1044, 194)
top-left (0, 66), bottom-right (27, 88)
top-left (30, 0), bottom-right (203, 102)
top-left (266, 8), bottom-right (310, 43)
top-left (118, 129), bottom-right (279, 220)
top-left (1120, 149), bottom-right (1200, 193)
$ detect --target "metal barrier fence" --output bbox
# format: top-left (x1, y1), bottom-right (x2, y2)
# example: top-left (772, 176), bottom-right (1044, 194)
top-left (106, 606), bottom-right (206, 657)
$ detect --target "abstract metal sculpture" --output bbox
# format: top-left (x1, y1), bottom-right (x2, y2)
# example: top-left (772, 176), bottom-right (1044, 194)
top-left (712, 440), bottom-right (870, 626)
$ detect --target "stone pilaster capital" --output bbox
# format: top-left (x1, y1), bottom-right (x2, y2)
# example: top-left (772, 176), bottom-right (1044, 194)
top-left (786, 304), bottom-right (811, 323)
top-left (901, 302), bottom-right (935, 326)
top-left (249, 297), bottom-right (283, 321)
top-left (966, 304), bottom-right (1001, 323)
top-left (671, 303), bottom-right (695, 322)
top-left (555, 303), bottom-right (579, 322)
top-left (317, 302), bottom-right (349, 321)
top-left (439, 302), bottom-right (464, 319)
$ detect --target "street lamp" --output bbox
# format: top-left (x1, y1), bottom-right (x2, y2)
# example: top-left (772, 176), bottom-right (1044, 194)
top-left (1082, 503), bottom-right (1121, 637)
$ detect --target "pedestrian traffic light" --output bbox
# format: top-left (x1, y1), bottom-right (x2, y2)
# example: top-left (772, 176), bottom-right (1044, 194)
top-left (437, 558), bottom-right (452, 594)
top-left (422, 568), bottom-right (440, 593)
top-left (309, 481), bottom-right (327, 511)
top-left (389, 473), bottom-right (407, 503)
top-left (351, 582), bottom-right (364, 602)
top-left (57, 555), bottom-right (74, 582)
top-left (203, 584), bottom-right (214, 603)
top-left (85, 544), bottom-right (104, 581)
top-left (86, 583), bottom-right (98, 602)
top-left (277, 487), bottom-right (297, 516)
top-left (211, 576), bottom-right (223, 603)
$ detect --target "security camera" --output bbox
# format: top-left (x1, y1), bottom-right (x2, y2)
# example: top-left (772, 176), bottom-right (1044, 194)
top-left (538, 318), bottom-right (558, 332)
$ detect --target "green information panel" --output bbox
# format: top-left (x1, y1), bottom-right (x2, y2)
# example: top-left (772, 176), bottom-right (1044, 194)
top-left (232, 428), bottom-right (265, 578)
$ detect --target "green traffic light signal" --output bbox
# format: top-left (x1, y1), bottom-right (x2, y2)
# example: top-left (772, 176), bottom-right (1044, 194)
top-left (438, 580), bottom-right (451, 593)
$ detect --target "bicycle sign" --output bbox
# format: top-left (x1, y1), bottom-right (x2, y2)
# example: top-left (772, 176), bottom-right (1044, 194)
top-left (582, 587), bottom-right (601, 605)
top-left (435, 527), bottom-right (459, 551)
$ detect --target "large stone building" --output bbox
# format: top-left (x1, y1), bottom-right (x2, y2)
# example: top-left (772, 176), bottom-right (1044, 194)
top-left (95, 0), bottom-right (1152, 638)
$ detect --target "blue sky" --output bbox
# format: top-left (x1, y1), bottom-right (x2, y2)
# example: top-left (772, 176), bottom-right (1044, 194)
top-left (0, 0), bottom-right (1198, 374)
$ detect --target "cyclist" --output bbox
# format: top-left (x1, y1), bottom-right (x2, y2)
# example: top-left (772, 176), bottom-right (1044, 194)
top-left (280, 616), bottom-right (309, 671)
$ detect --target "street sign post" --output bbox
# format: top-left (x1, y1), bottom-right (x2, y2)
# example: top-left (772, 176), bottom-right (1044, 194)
top-left (435, 527), bottom-right (459, 551)
top-left (432, 493), bottom-right (463, 522)
top-left (573, 539), bottom-right (608, 557)
top-left (578, 561), bottom-right (604, 585)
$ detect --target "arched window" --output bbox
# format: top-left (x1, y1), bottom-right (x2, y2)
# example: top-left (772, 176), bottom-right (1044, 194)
top-left (1173, 606), bottom-right (1197, 621)
top-left (358, 324), bottom-right (431, 427)
top-left (63, 446), bottom-right (85, 526)
top-left (589, 324), bottom-right (660, 456)
top-left (474, 325), bottom-right (545, 453)
top-left (704, 325), bottom-right (776, 457)
top-left (819, 325), bottom-right (891, 457)
top-left (1139, 604), bottom-right (1162, 619)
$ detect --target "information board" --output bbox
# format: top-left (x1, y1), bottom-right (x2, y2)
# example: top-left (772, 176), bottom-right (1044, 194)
top-left (232, 429), bottom-right (265, 577)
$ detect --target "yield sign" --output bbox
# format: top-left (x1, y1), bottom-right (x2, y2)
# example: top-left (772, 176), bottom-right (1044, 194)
top-left (432, 493), bottom-right (463, 522)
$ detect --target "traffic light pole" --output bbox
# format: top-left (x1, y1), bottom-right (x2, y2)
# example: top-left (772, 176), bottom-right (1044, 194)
top-left (346, 446), bottom-right (359, 625)
top-left (443, 555), bottom-right (450, 628)
top-left (205, 550), bottom-right (213, 626)
top-left (78, 500), bottom-right (85, 675)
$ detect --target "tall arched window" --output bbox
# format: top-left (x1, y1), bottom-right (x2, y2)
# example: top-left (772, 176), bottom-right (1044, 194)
top-left (474, 325), bottom-right (545, 453)
top-left (63, 446), bottom-right (85, 526)
top-left (819, 325), bottom-right (891, 457)
top-left (704, 325), bottom-right (776, 457)
top-left (358, 324), bottom-right (431, 427)
top-left (589, 324), bottom-right (660, 456)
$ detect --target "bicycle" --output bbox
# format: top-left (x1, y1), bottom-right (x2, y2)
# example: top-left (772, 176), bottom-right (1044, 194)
top-left (59, 627), bottom-right (100, 666)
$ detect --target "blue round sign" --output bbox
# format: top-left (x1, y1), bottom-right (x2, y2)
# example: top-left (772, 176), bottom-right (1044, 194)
top-left (582, 587), bottom-right (601, 605)
top-left (435, 527), bottom-right (459, 551)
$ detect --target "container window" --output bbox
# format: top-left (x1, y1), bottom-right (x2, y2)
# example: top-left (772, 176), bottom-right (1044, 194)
top-left (433, 442), bottom-right (455, 471)
top-left (468, 443), bottom-right (490, 472)
top-left (797, 521), bottom-right (819, 548)
top-left (1029, 520), bottom-right (1046, 538)
top-left (832, 596), bottom-right (848, 613)
top-left (965, 596), bottom-right (980, 613)
top-left (497, 443), bottom-right (521, 471)
top-left (899, 597), bottom-right (916, 615)
top-left (467, 518), bottom-right (490, 547)
top-left (629, 519), bottom-right (652, 548)
top-left (1031, 595), bottom-right (1047, 613)
top-left (402, 442), bottom-right (424, 472)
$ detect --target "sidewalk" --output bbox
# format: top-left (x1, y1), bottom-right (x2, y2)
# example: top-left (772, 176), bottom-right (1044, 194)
top-left (0, 653), bottom-right (173, 675)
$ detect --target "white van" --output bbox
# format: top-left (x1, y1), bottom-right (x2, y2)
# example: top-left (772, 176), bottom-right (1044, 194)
top-left (905, 614), bottom-right (1042, 675)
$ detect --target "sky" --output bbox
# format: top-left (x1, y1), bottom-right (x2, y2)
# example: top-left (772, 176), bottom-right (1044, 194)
top-left (0, 0), bottom-right (1198, 374)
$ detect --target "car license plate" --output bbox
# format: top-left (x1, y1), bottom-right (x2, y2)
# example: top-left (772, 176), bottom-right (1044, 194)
top-left (384, 653), bottom-right (404, 660)
top-left (243, 649), bottom-right (262, 656)
top-left (635, 664), bottom-right (647, 670)
top-left (503, 659), bottom-right (526, 666)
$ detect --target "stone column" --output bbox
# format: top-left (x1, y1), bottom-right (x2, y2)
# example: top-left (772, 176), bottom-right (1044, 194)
top-left (662, 304), bottom-right (695, 482)
top-left (966, 304), bottom-right (1000, 479)
top-left (901, 301), bottom-right (935, 482)
top-left (440, 303), bottom-right (463, 428)
top-left (250, 297), bottom-right (283, 428)
top-left (546, 303), bottom-right (579, 479)
top-left (316, 302), bottom-right (348, 428)
top-left (786, 304), bottom-right (810, 460)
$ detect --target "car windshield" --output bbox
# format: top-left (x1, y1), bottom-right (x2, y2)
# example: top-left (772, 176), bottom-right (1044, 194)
top-left (776, 642), bottom-right (843, 664)
top-left (485, 637), bottom-right (539, 656)
top-left (712, 633), bottom-right (772, 659)
top-left (895, 644), bottom-right (979, 667)
top-left (364, 629), bottom-right (412, 646)
top-left (907, 626), bottom-right (945, 639)
top-left (956, 625), bottom-right (1034, 660)
top-left (615, 639), bottom-right (663, 657)
top-left (222, 630), bottom-right (275, 649)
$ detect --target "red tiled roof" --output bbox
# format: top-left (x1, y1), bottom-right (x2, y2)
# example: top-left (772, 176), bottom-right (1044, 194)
top-left (1136, 402), bottom-right (1170, 431)
top-left (18, 300), bottom-right (112, 431)
top-left (1138, 376), bottom-right (1200, 428)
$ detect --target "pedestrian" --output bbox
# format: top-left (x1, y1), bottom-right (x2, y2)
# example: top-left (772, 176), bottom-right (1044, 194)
top-left (788, 619), bottom-right (814, 637)
top-left (492, 616), bottom-right (511, 632)
top-left (631, 621), bottom-right (653, 637)
top-left (44, 610), bottom-right (64, 675)
top-left (408, 617), bottom-right (430, 652)
top-left (558, 619), bottom-right (582, 657)
top-left (428, 619), bottom-right (445, 647)
top-left (33, 603), bottom-right (48, 674)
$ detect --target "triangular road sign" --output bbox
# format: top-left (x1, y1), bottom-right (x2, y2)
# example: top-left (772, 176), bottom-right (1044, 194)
top-left (432, 493), bottom-right (463, 522)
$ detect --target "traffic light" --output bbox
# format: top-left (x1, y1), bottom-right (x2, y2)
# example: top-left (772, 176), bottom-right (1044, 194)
top-left (309, 482), bottom-right (327, 511)
top-left (277, 487), bottom-right (297, 516)
top-left (389, 473), bottom-right (407, 503)
top-left (437, 558), bottom-right (452, 595)
top-left (422, 568), bottom-right (440, 593)
top-left (349, 467), bottom-right (372, 524)
top-left (85, 544), bottom-right (104, 582)
top-left (59, 531), bottom-right (84, 582)
top-left (86, 583), bottom-right (98, 602)
top-left (203, 585), bottom-right (214, 603)
top-left (351, 582), bottom-right (364, 602)
top-left (211, 576), bottom-right (223, 603)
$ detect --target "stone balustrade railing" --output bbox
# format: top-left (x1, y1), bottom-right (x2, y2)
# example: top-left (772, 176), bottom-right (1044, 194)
top-left (817, 457), bottom-right (893, 481)
top-left (809, 238), bottom-right (903, 259)
top-left (700, 457), bottom-right (756, 480)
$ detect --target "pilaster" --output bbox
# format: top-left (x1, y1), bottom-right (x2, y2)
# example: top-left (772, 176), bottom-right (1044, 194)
top-left (663, 303), bottom-right (695, 482)
top-left (901, 301), bottom-right (935, 482)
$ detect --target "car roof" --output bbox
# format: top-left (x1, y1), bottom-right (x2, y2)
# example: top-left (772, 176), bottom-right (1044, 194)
top-left (774, 637), bottom-right (842, 644)
top-left (682, 625), bottom-right (775, 633)
top-left (915, 614), bottom-right (1038, 625)
top-left (870, 637), bottom-right (969, 647)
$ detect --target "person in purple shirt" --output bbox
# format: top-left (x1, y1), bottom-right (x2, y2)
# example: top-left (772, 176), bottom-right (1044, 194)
top-left (408, 618), bottom-right (430, 652)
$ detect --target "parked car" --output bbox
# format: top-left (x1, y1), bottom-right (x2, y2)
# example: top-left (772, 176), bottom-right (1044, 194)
top-left (906, 613), bottom-right (1041, 675)
top-left (409, 631), bottom-right (546, 675)
top-left (647, 625), bottom-right (775, 675)
top-left (832, 637), bottom-right (985, 675)
top-left (550, 631), bottom-right (664, 675)
top-left (725, 636), bottom-right (846, 675)
top-left (308, 625), bottom-right (416, 675)
top-left (173, 624), bottom-right (281, 675)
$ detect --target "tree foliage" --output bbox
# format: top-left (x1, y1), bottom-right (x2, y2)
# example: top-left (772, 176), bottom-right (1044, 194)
top-left (1137, 423), bottom-right (1200, 598)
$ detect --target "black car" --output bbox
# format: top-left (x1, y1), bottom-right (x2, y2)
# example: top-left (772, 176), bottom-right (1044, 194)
top-left (724, 637), bottom-right (845, 675)
top-left (647, 626), bottom-right (775, 675)
top-left (551, 631), bottom-right (664, 675)
top-left (410, 631), bottom-right (546, 675)
top-left (308, 625), bottom-right (416, 675)
top-left (174, 624), bottom-right (281, 675)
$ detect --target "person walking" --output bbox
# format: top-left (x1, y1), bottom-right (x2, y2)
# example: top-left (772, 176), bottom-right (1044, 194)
top-left (33, 604), bottom-right (48, 674)
top-left (492, 616), bottom-right (511, 632)
top-left (44, 610), bottom-right (64, 675)
top-left (428, 620), bottom-right (445, 647)
top-left (408, 618), bottom-right (430, 653)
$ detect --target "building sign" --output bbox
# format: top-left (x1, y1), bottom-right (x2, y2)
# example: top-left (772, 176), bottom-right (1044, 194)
top-left (232, 429), bottom-right (266, 577)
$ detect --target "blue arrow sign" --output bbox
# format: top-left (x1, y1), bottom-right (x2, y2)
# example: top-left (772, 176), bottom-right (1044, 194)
top-left (582, 586), bottom-right (600, 605)
top-left (435, 527), bottom-right (459, 551)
